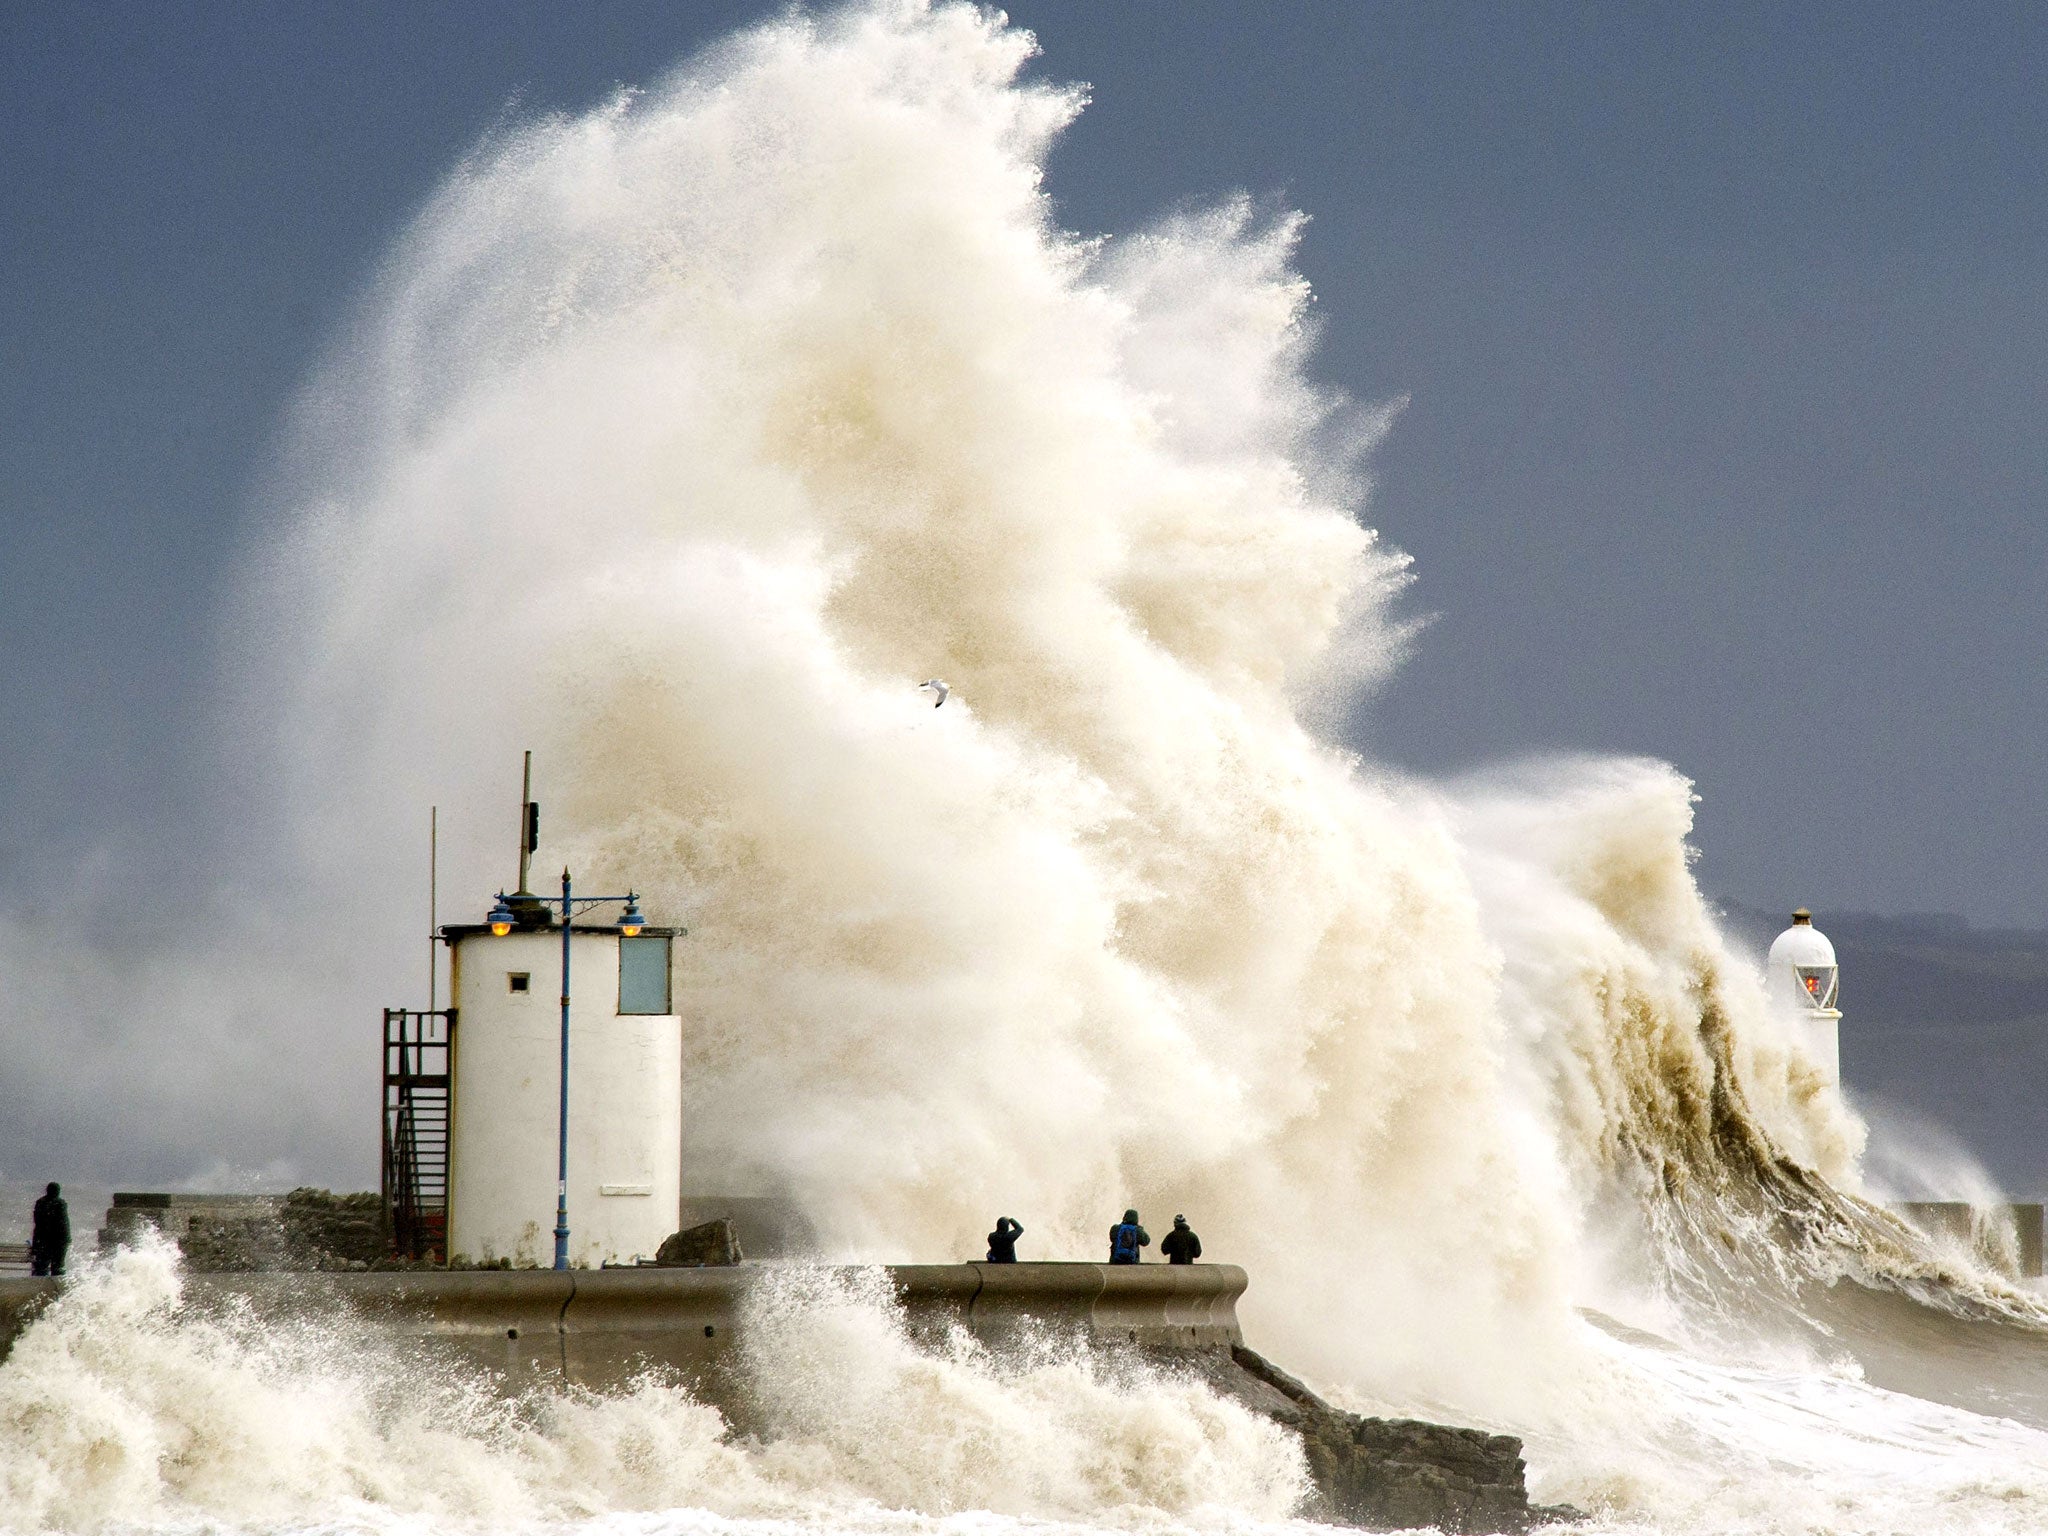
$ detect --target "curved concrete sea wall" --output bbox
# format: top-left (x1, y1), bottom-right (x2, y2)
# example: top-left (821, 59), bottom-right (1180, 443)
top-left (0, 1262), bottom-right (1245, 1395)
top-left (0, 1262), bottom-right (1560, 1530)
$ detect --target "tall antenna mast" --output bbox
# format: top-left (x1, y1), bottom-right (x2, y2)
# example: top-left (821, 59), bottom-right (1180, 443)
top-left (428, 805), bottom-right (439, 1013)
top-left (518, 750), bottom-right (535, 895)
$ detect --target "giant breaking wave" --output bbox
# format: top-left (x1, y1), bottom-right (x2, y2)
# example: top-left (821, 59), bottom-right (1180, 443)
top-left (13, 2), bottom-right (2048, 1532)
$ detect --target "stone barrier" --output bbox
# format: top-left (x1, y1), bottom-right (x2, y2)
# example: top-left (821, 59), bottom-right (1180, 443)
top-left (0, 1261), bottom-right (1244, 1392)
top-left (0, 1262), bottom-right (1563, 1531)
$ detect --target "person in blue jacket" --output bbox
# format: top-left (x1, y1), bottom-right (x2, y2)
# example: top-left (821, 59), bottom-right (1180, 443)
top-left (1108, 1208), bottom-right (1149, 1264)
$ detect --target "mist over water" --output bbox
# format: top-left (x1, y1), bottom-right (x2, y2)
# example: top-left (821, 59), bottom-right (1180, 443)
top-left (8, 2), bottom-right (2048, 1532)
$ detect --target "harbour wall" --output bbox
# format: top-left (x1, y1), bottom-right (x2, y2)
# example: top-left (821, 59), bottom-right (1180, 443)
top-left (0, 1261), bottom-right (1565, 1530)
top-left (0, 1261), bottom-right (1245, 1400)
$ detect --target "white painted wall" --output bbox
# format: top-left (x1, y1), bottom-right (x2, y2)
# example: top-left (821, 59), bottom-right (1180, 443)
top-left (447, 929), bottom-right (681, 1267)
top-left (1799, 1014), bottom-right (1841, 1091)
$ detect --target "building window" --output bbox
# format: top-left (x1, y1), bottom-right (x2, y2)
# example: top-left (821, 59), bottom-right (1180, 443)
top-left (508, 972), bottom-right (531, 994)
top-left (619, 935), bottom-right (672, 1015)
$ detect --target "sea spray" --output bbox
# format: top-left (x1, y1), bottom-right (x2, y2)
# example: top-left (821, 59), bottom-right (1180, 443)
top-left (242, 0), bottom-right (1583, 1419)
top-left (735, 1265), bottom-right (1307, 1517)
top-left (0, 1240), bottom-right (1304, 1531)
top-left (0, 1235), bottom-right (585, 1528)
top-left (16, 0), bottom-right (2029, 1528)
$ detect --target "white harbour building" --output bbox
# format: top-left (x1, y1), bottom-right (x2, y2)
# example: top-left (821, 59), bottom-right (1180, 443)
top-left (382, 779), bottom-right (685, 1267)
top-left (439, 889), bottom-right (683, 1268)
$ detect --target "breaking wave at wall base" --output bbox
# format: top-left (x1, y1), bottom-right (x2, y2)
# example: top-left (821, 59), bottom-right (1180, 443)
top-left (82, 0), bottom-right (2048, 1530)
top-left (0, 1239), bottom-right (1304, 1532)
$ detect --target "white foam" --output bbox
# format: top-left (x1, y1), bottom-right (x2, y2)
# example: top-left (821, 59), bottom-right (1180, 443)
top-left (4, 2), bottom-right (2032, 1530)
top-left (238, 0), bottom-right (1587, 1420)
top-left (0, 1240), bottom-right (1304, 1532)
top-left (1531, 1323), bottom-right (2048, 1534)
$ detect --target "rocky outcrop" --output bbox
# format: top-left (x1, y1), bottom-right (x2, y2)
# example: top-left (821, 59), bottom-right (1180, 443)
top-left (1154, 1341), bottom-right (1578, 1532)
top-left (1222, 1346), bottom-right (1581, 1533)
top-left (654, 1217), bottom-right (744, 1266)
top-left (103, 1190), bottom-right (398, 1271)
top-left (280, 1189), bottom-right (387, 1264)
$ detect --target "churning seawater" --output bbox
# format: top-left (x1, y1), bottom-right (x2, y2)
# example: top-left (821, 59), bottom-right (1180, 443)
top-left (7, 2), bottom-right (2047, 1531)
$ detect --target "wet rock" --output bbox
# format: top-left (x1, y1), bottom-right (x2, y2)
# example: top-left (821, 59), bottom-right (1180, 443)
top-left (179, 1213), bottom-right (289, 1272)
top-left (1226, 1345), bottom-right (1584, 1533)
top-left (654, 1217), bottom-right (744, 1266)
top-left (281, 1189), bottom-right (386, 1266)
top-left (102, 1189), bottom-right (396, 1272)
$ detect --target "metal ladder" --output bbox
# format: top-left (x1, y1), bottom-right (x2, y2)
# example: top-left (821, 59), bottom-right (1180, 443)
top-left (382, 1008), bottom-right (453, 1262)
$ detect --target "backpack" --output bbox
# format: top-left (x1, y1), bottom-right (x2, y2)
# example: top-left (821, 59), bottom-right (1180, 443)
top-left (1112, 1222), bottom-right (1140, 1261)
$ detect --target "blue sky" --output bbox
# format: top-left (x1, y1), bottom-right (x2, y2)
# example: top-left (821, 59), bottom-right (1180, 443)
top-left (4, 0), bottom-right (2045, 924)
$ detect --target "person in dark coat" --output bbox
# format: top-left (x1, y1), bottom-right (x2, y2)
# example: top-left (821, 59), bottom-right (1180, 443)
top-left (30, 1183), bottom-right (69, 1277)
top-left (1161, 1213), bottom-right (1202, 1265)
top-left (986, 1216), bottom-right (1023, 1263)
top-left (1108, 1208), bottom-right (1149, 1264)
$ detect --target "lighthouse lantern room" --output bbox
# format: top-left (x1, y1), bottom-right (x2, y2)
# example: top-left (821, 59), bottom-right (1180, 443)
top-left (1767, 907), bottom-right (1842, 1088)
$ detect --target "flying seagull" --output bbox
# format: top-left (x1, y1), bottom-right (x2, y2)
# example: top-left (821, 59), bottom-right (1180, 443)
top-left (920, 679), bottom-right (950, 708)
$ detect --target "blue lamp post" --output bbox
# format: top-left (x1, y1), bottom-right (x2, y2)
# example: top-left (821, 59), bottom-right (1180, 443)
top-left (492, 869), bottom-right (645, 1270)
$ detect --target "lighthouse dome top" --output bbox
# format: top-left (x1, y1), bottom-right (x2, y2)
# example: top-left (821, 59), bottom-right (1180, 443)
top-left (1768, 908), bottom-right (1837, 971)
top-left (1767, 907), bottom-right (1840, 1014)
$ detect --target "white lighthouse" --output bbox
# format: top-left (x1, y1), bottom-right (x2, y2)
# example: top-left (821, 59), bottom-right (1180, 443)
top-left (1768, 907), bottom-right (1842, 1088)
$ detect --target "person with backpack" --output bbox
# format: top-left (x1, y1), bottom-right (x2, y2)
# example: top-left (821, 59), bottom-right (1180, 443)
top-left (1108, 1208), bottom-right (1149, 1264)
top-left (986, 1216), bottom-right (1023, 1263)
top-left (1160, 1214), bottom-right (1202, 1265)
